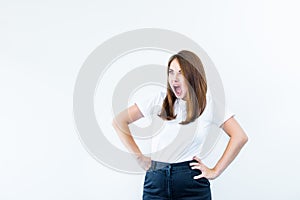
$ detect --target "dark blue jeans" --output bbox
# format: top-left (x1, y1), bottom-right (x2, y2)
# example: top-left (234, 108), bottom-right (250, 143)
top-left (143, 160), bottom-right (211, 200)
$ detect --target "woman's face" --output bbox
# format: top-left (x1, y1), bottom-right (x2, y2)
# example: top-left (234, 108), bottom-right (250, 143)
top-left (168, 58), bottom-right (188, 100)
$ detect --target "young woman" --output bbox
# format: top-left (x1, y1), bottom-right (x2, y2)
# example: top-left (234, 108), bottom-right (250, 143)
top-left (112, 50), bottom-right (248, 199)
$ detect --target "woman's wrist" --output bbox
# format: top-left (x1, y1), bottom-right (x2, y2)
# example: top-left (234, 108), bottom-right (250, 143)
top-left (211, 167), bottom-right (222, 179)
top-left (134, 152), bottom-right (144, 160)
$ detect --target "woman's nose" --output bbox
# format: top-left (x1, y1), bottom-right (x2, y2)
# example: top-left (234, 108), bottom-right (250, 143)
top-left (174, 73), bottom-right (180, 81)
top-left (169, 72), bottom-right (181, 82)
top-left (170, 76), bottom-right (177, 83)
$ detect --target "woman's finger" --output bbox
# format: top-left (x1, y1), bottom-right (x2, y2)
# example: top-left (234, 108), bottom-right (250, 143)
top-left (189, 162), bottom-right (199, 166)
top-left (190, 165), bottom-right (199, 170)
top-left (193, 156), bottom-right (202, 164)
top-left (193, 174), bottom-right (205, 180)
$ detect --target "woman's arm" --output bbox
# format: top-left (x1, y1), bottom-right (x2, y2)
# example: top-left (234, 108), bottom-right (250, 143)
top-left (112, 104), bottom-right (151, 170)
top-left (190, 117), bottom-right (248, 180)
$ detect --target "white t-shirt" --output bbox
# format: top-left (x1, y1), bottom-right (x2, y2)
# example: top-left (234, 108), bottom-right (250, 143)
top-left (134, 88), bottom-right (235, 163)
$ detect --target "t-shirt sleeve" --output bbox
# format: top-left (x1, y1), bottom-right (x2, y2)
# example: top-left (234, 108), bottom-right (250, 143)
top-left (134, 91), bottom-right (164, 118)
top-left (210, 94), bottom-right (235, 128)
top-left (218, 105), bottom-right (235, 127)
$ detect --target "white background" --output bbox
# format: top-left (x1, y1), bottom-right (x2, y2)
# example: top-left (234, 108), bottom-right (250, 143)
top-left (1, 0), bottom-right (300, 199)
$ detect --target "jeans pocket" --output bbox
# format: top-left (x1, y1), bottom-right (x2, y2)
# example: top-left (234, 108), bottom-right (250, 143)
top-left (144, 170), bottom-right (165, 192)
top-left (190, 169), bottom-right (210, 187)
top-left (144, 171), bottom-right (153, 189)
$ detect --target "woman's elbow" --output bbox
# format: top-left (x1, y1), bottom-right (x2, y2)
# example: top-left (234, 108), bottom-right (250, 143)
top-left (112, 117), bottom-right (121, 129)
top-left (239, 133), bottom-right (248, 146)
top-left (112, 116), bottom-right (129, 129)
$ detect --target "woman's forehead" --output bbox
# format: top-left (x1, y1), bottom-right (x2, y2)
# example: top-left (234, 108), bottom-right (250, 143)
top-left (169, 59), bottom-right (182, 71)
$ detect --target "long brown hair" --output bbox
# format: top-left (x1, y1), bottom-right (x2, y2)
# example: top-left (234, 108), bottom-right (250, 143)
top-left (158, 50), bottom-right (207, 124)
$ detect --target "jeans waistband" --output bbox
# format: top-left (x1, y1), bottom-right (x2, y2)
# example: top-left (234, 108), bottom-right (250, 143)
top-left (148, 159), bottom-right (195, 171)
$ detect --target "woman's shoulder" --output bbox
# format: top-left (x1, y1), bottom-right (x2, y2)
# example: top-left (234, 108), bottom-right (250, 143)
top-left (157, 90), bottom-right (167, 98)
top-left (139, 89), bottom-right (166, 106)
top-left (205, 87), bottom-right (212, 102)
top-left (154, 90), bottom-right (167, 105)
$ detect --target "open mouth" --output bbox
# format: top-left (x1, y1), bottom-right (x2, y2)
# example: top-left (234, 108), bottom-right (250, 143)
top-left (173, 85), bottom-right (182, 96)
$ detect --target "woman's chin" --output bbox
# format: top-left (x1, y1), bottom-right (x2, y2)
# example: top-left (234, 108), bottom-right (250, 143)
top-left (174, 92), bottom-right (181, 98)
top-left (175, 93), bottom-right (185, 99)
